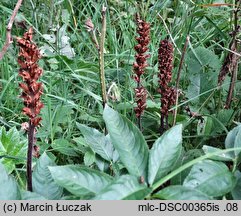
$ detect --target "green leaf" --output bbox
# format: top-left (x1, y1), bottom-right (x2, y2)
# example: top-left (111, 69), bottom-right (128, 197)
top-left (148, 124), bottom-right (182, 185)
top-left (183, 160), bottom-right (235, 197)
top-left (202, 145), bottom-right (234, 161)
top-left (225, 125), bottom-right (241, 157)
top-left (103, 105), bottom-right (149, 179)
top-left (186, 47), bottom-right (221, 103)
top-left (153, 185), bottom-right (211, 200)
top-left (21, 191), bottom-right (46, 200)
top-left (49, 165), bottom-right (113, 197)
top-left (213, 109), bottom-right (233, 133)
top-left (76, 123), bottom-right (118, 162)
top-left (52, 138), bottom-right (78, 157)
top-left (171, 149), bottom-right (203, 185)
top-left (197, 116), bottom-right (213, 135)
top-left (93, 175), bottom-right (150, 200)
top-left (0, 162), bottom-right (21, 200)
top-left (234, 127), bottom-right (241, 157)
top-left (84, 150), bottom-right (95, 166)
top-left (231, 171), bottom-right (241, 200)
top-left (0, 126), bottom-right (27, 172)
top-left (32, 152), bottom-right (63, 199)
top-left (95, 155), bottom-right (110, 172)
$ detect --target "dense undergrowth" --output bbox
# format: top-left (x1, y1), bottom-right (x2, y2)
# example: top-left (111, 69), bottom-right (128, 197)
top-left (0, 0), bottom-right (241, 200)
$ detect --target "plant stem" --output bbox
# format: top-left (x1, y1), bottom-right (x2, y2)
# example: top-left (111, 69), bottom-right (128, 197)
top-left (225, 57), bottom-right (238, 109)
top-left (224, 0), bottom-right (240, 108)
top-left (137, 80), bottom-right (142, 130)
top-left (99, 5), bottom-right (107, 109)
top-left (137, 115), bottom-right (142, 131)
top-left (0, 0), bottom-right (23, 60)
top-left (160, 114), bottom-right (165, 135)
top-left (173, 35), bottom-right (189, 126)
top-left (27, 121), bottom-right (35, 191)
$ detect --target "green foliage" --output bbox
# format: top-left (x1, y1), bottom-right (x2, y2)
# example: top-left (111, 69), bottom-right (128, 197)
top-left (148, 124), bottom-right (182, 185)
top-left (21, 191), bottom-right (46, 200)
top-left (183, 160), bottom-right (235, 197)
top-left (154, 185), bottom-right (211, 200)
top-left (0, 106), bottom-right (241, 200)
top-left (0, 0), bottom-right (241, 200)
top-left (52, 138), bottom-right (78, 157)
top-left (93, 175), bottom-right (150, 200)
top-left (32, 152), bottom-right (63, 199)
top-left (0, 162), bottom-right (21, 200)
top-left (49, 165), bottom-right (113, 198)
top-left (103, 105), bottom-right (149, 179)
top-left (76, 123), bottom-right (119, 162)
top-left (225, 125), bottom-right (241, 158)
top-left (0, 127), bottom-right (27, 173)
top-left (232, 171), bottom-right (241, 200)
top-left (186, 47), bottom-right (221, 104)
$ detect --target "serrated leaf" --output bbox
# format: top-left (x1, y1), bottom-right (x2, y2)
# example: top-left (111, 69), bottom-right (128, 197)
top-left (103, 105), bottom-right (148, 179)
top-left (183, 160), bottom-right (235, 197)
top-left (148, 125), bottom-right (182, 185)
top-left (231, 171), bottom-right (241, 200)
top-left (93, 175), bottom-right (150, 200)
top-left (202, 145), bottom-right (234, 161)
top-left (76, 123), bottom-right (118, 161)
top-left (0, 162), bottom-right (21, 200)
top-left (153, 185), bottom-right (211, 200)
top-left (49, 165), bottom-right (113, 197)
top-left (32, 152), bottom-right (63, 199)
top-left (0, 126), bottom-right (27, 172)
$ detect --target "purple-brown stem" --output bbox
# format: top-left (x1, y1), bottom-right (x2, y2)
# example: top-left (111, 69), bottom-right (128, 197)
top-left (27, 121), bottom-right (35, 191)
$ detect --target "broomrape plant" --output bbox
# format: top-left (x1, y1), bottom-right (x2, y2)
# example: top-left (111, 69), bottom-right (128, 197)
top-left (133, 15), bottom-right (150, 130)
top-left (17, 27), bottom-right (44, 191)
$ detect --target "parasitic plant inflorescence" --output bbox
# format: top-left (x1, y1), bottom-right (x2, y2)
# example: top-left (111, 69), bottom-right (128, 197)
top-left (17, 27), bottom-right (43, 191)
top-left (158, 39), bottom-right (176, 134)
top-left (133, 15), bottom-right (150, 130)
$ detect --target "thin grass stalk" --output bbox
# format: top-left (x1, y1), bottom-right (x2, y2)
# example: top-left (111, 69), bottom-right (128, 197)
top-left (173, 35), bottom-right (189, 126)
top-left (99, 5), bottom-right (107, 108)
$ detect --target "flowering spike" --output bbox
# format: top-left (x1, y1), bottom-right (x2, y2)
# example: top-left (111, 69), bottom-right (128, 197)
top-left (158, 39), bottom-right (176, 133)
top-left (133, 16), bottom-right (150, 128)
top-left (17, 27), bottom-right (43, 127)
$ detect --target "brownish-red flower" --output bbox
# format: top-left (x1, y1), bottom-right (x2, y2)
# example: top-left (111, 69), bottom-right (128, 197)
top-left (158, 39), bottom-right (176, 130)
top-left (133, 16), bottom-right (150, 119)
top-left (17, 27), bottom-right (43, 126)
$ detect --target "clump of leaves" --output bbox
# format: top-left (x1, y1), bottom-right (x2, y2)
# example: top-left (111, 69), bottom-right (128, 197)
top-left (1, 107), bottom-right (240, 200)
